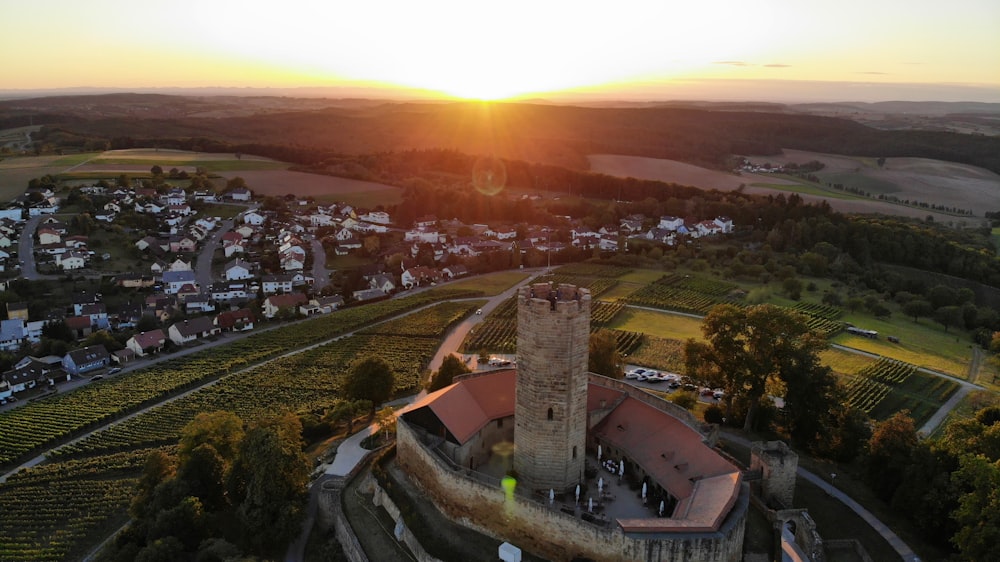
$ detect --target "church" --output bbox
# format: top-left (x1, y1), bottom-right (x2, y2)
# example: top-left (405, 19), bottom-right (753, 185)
top-left (396, 283), bottom-right (748, 561)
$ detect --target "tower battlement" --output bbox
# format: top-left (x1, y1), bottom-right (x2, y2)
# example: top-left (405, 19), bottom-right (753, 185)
top-left (518, 283), bottom-right (591, 315)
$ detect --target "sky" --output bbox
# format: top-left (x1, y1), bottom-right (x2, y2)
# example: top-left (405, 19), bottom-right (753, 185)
top-left (2, 0), bottom-right (999, 102)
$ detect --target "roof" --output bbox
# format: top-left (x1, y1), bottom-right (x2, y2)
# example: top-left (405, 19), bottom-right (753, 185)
top-left (66, 345), bottom-right (109, 365)
top-left (162, 270), bottom-right (196, 283)
top-left (403, 370), bottom-right (517, 444)
top-left (131, 329), bottom-right (165, 349)
top-left (266, 293), bottom-right (308, 308)
top-left (594, 396), bottom-right (741, 532)
top-left (170, 316), bottom-right (215, 337)
top-left (215, 308), bottom-right (255, 329)
top-left (64, 316), bottom-right (92, 330)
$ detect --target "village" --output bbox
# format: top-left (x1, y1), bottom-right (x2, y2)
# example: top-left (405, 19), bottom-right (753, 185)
top-left (0, 178), bottom-right (735, 405)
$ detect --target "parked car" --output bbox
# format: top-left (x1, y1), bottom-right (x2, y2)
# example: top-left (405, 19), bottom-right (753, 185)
top-left (625, 368), bottom-right (647, 380)
top-left (108, 367), bottom-right (122, 375)
top-left (91, 375), bottom-right (104, 381)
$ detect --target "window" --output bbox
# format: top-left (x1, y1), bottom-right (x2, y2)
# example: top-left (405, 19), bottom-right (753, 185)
top-left (547, 408), bottom-right (554, 421)
top-left (497, 418), bottom-right (503, 429)
top-left (573, 446), bottom-right (577, 459)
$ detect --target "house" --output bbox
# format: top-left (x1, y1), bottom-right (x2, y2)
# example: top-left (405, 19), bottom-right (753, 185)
top-left (194, 217), bottom-right (218, 232)
top-left (404, 227), bottom-right (441, 244)
top-left (401, 266), bottom-right (442, 289)
top-left (175, 283), bottom-right (201, 303)
top-left (309, 214), bottom-right (334, 227)
top-left (210, 282), bottom-right (250, 303)
top-left (224, 259), bottom-right (254, 281)
top-left (694, 220), bottom-right (723, 237)
top-left (262, 274), bottom-right (294, 295)
top-left (312, 295), bottom-right (344, 313)
top-left (37, 227), bottom-right (61, 245)
top-left (6, 302), bottom-right (28, 321)
top-left (116, 272), bottom-right (156, 289)
top-left (229, 187), bottom-right (252, 202)
top-left (168, 316), bottom-right (220, 346)
top-left (112, 348), bottom-right (136, 365)
top-left (58, 251), bottom-right (87, 270)
top-left (189, 224), bottom-right (209, 241)
top-left (102, 201), bottom-right (121, 213)
top-left (441, 265), bottom-right (469, 279)
top-left (184, 294), bottom-right (215, 314)
top-left (168, 258), bottom-right (192, 272)
top-left (0, 234), bottom-right (13, 248)
top-left (352, 288), bottom-right (387, 302)
top-left (620, 219), bottom-right (644, 234)
top-left (658, 216), bottom-right (685, 231)
top-left (262, 293), bottom-right (308, 319)
top-left (169, 235), bottom-right (197, 254)
top-left (359, 210), bottom-right (391, 225)
top-left (150, 259), bottom-right (169, 274)
top-left (62, 345), bottom-right (110, 375)
top-left (65, 315), bottom-right (95, 338)
top-left (414, 215), bottom-right (437, 228)
top-left (165, 188), bottom-right (187, 206)
top-left (220, 231), bottom-right (244, 247)
top-left (335, 235), bottom-right (362, 255)
top-left (370, 273), bottom-right (396, 294)
top-left (162, 270), bottom-right (197, 294)
top-left (0, 319), bottom-right (25, 352)
top-left (135, 235), bottom-right (162, 252)
top-left (223, 243), bottom-right (245, 258)
top-left (126, 329), bottom-right (167, 356)
top-left (355, 221), bottom-right (388, 234)
top-left (714, 216), bottom-right (734, 233)
top-left (80, 303), bottom-right (110, 330)
top-left (64, 235), bottom-right (89, 249)
top-left (235, 225), bottom-right (256, 239)
top-left (280, 248), bottom-right (306, 271)
top-left (242, 210), bottom-right (265, 226)
top-left (215, 308), bottom-right (255, 332)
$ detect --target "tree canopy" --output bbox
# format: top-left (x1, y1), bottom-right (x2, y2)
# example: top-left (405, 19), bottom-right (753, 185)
top-left (588, 329), bottom-right (623, 379)
top-left (343, 356), bottom-right (395, 413)
top-left (427, 353), bottom-right (470, 392)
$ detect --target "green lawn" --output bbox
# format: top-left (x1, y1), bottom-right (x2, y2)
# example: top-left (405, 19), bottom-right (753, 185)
top-left (750, 180), bottom-right (862, 200)
top-left (820, 348), bottom-right (876, 376)
top-left (445, 271), bottom-right (529, 296)
top-left (609, 307), bottom-right (705, 342)
top-left (196, 203), bottom-right (245, 219)
top-left (830, 314), bottom-right (973, 378)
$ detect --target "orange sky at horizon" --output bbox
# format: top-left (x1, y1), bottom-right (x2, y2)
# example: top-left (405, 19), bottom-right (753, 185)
top-left (2, 0), bottom-right (999, 102)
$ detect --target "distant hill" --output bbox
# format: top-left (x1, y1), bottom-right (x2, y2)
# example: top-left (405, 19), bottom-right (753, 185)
top-left (4, 94), bottom-right (999, 174)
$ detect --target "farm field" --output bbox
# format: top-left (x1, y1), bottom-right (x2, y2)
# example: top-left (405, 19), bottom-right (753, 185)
top-left (608, 307), bottom-right (705, 342)
top-left (589, 151), bottom-right (996, 223)
top-left (830, 314), bottom-right (972, 378)
top-left (216, 169), bottom-right (403, 207)
top-left (445, 270), bottom-right (529, 296)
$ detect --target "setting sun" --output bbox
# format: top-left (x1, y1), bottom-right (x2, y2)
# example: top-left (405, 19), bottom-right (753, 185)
top-left (1, 0), bottom-right (998, 101)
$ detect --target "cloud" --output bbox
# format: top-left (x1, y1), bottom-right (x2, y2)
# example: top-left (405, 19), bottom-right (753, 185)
top-left (857, 71), bottom-right (889, 75)
top-left (764, 64), bottom-right (790, 68)
top-left (713, 61), bottom-right (750, 67)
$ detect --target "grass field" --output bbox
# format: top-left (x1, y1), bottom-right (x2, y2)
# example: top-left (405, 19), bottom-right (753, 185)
top-left (197, 203), bottom-right (246, 219)
top-left (750, 180), bottom-right (862, 200)
top-left (445, 271), bottom-right (529, 296)
top-left (609, 307), bottom-right (705, 341)
top-left (831, 314), bottom-right (972, 378)
top-left (820, 348), bottom-right (876, 376)
top-left (216, 169), bottom-right (403, 207)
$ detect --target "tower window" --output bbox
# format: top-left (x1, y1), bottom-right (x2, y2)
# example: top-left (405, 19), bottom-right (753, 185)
top-left (573, 446), bottom-right (577, 459)
top-left (547, 408), bottom-right (554, 421)
top-left (497, 418), bottom-right (503, 429)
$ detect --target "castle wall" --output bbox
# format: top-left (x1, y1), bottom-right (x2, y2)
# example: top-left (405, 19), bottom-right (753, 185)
top-left (398, 419), bottom-right (747, 562)
top-left (454, 414), bottom-right (515, 471)
top-left (514, 283), bottom-right (591, 492)
top-left (750, 441), bottom-right (797, 509)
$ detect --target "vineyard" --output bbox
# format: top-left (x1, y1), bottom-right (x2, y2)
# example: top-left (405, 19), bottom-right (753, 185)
top-left (462, 317), bottom-right (517, 354)
top-left (791, 302), bottom-right (844, 338)
top-left (359, 300), bottom-right (485, 338)
top-left (0, 449), bottom-right (155, 561)
top-left (531, 273), bottom-right (618, 298)
top-left (50, 333), bottom-right (440, 460)
top-left (0, 288), bottom-right (479, 469)
top-left (591, 301), bottom-right (626, 326)
top-left (845, 358), bottom-right (915, 415)
top-left (553, 263), bottom-right (632, 278)
top-left (625, 273), bottom-right (738, 314)
top-left (605, 329), bottom-right (645, 356)
top-left (845, 357), bottom-right (959, 425)
top-left (625, 336), bottom-right (686, 374)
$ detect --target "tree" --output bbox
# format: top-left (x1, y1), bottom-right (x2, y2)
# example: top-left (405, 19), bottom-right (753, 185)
top-left (178, 411), bottom-right (245, 465)
top-left (950, 454), bottom-right (1000, 561)
top-left (374, 406), bottom-right (397, 440)
top-left (864, 411), bottom-right (919, 502)
top-left (782, 277), bottom-right (803, 300)
top-left (229, 415), bottom-right (309, 555)
top-left (343, 356), bottom-right (395, 413)
top-left (902, 299), bottom-right (933, 322)
top-left (588, 329), bottom-right (623, 379)
top-left (427, 353), bottom-right (470, 392)
top-left (935, 306), bottom-right (964, 332)
top-left (684, 304), bottom-right (827, 432)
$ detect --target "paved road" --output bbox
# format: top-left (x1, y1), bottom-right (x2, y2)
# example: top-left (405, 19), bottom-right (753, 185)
top-left (16, 215), bottom-right (53, 280)
top-left (195, 218), bottom-right (234, 289)
top-left (310, 238), bottom-right (331, 291)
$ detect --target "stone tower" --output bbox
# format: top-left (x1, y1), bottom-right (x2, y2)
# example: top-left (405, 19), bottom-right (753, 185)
top-left (513, 283), bottom-right (591, 492)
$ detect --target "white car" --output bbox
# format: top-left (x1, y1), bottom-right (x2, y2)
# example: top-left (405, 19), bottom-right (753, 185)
top-left (625, 368), bottom-right (647, 380)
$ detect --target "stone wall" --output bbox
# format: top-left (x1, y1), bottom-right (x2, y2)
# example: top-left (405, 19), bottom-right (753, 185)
top-left (514, 283), bottom-right (591, 492)
top-left (750, 441), bottom-right (797, 508)
top-left (398, 418), bottom-right (747, 562)
top-left (318, 478), bottom-right (369, 562)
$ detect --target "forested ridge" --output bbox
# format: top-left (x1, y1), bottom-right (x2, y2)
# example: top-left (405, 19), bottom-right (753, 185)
top-left (12, 97), bottom-right (1000, 173)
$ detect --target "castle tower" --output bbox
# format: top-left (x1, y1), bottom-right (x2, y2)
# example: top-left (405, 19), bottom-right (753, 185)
top-left (751, 440), bottom-right (798, 508)
top-left (513, 283), bottom-right (591, 492)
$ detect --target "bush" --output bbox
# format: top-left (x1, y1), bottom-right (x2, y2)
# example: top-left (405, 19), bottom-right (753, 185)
top-left (670, 392), bottom-right (697, 410)
top-left (704, 405), bottom-right (724, 424)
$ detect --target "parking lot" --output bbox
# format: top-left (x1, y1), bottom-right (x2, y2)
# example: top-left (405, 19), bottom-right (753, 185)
top-left (624, 365), bottom-right (724, 403)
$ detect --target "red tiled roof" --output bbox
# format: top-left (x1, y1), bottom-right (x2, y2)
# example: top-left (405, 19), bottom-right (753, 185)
top-left (403, 370), bottom-right (516, 444)
top-left (131, 329), bottom-right (165, 350)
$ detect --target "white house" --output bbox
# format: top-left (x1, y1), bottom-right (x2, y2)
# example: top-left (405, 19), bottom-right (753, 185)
top-left (309, 214), bottom-right (334, 227)
top-left (168, 317), bottom-right (220, 346)
top-left (359, 210), bottom-right (391, 225)
top-left (58, 251), bottom-right (87, 270)
top-left (404, 227), bottom-right (441, 244)
top-left (713, 216), bottom-right (734, 233)
top-left (168, 258), bottom-right (192, 272)
top-left (262, 293), bottom-right (308, 319)
top-left (242, 211), bottom-right (266, 225)
top-left (262, 274), bottom-right (294, 295)
top-left (229, 187), bottom-right (252, 202)
top-left (370, 274), bottom-right (396, 293)
top-left (162, 270), bottom-right (197, 294)
top-left (126, 329), bottom-right (166, 356)
top-left (401, 266), bottom-right (441, 289)
top-left (37, 228), bottom-right (61, 245)
top-left (658, 216), bottom-right (684, 231)
top-left (224, 259), bottom-right (254, 281)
